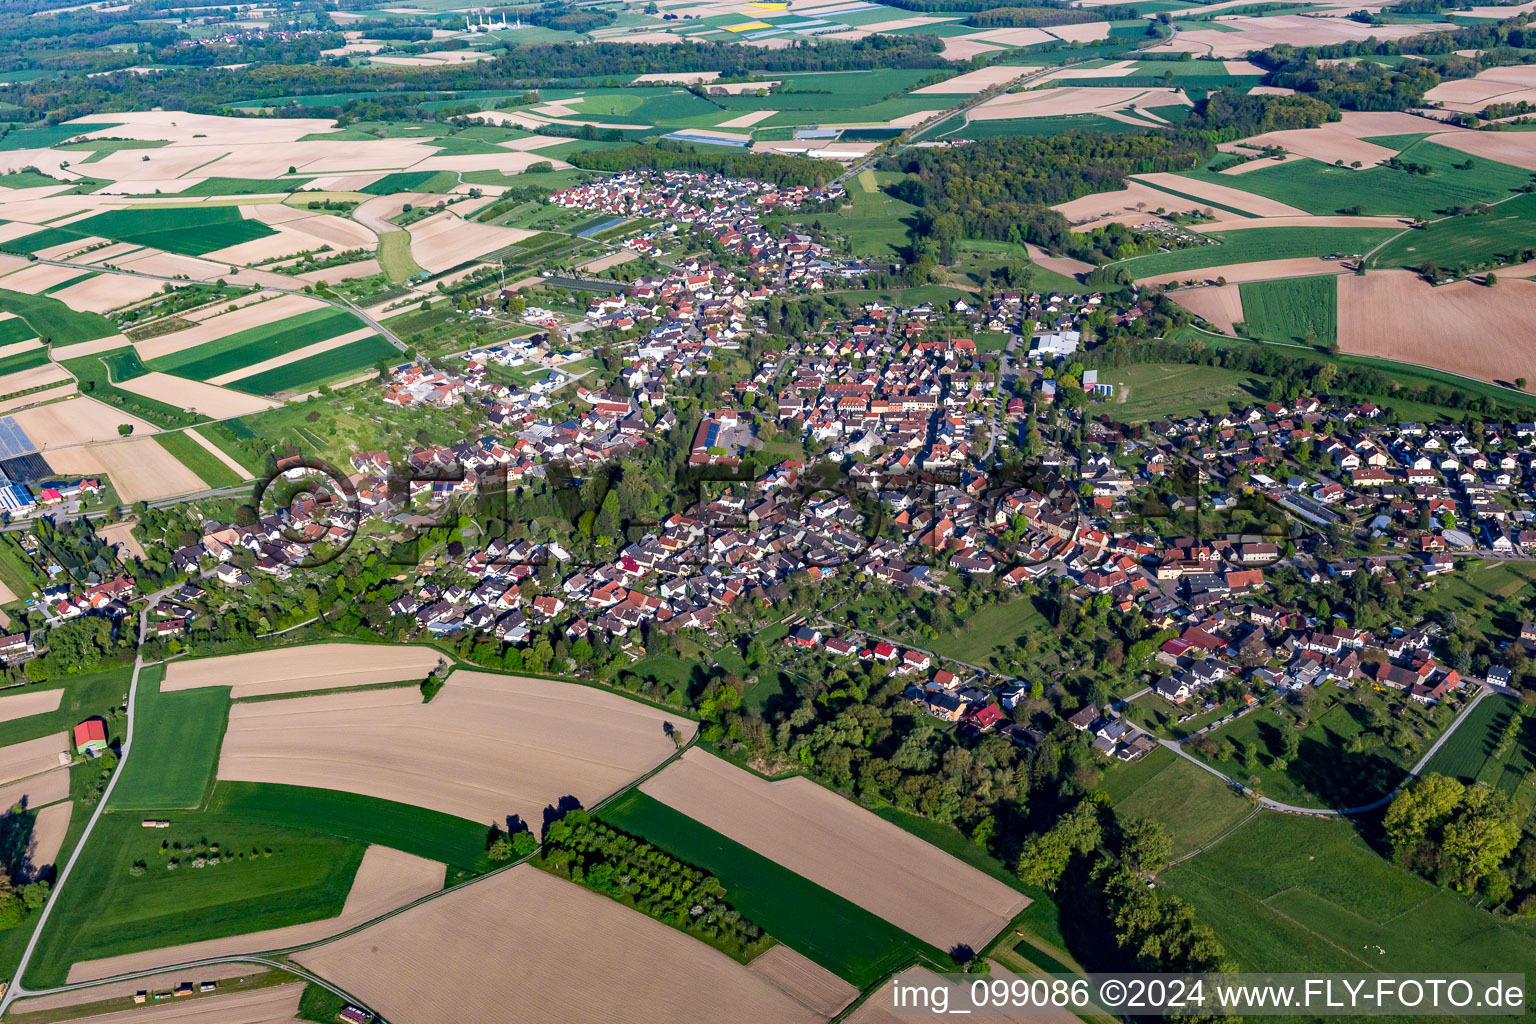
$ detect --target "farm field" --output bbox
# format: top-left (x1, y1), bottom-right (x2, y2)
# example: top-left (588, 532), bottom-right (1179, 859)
top-left (206, 782), bottom-right (490, 874)
top-left (24, 811), bottom-right (366, 988)
top-left (1113, 226), bottom-right (1398, 279)
top-left (8, 207), bottom-right (276, 258)
top-left (1370, 192), bottom-right (1536, 271)
top-left (44, 437), bottom-right (207, 504)
top-left (163, 644), bottom-right (447, 698)
top-left (637, 748), bottom-right (1030, 954)
top-left (224, 333), bottom-right (395, 395)
top-left (0, 687), bottom-right (62, 724)
top-left (8, 963), bottom-right (273, 1015)
top-left (65, 845), bottom-right (443, 983)
top-left (151, 430), bottom-right (243, 489)
top-left (115, 374), bottom-right (280, 419)
top-left (0, 733), bottom-right (67, 786)
top-left (144, 307), bottom-right (365, 382)
top-left (1337, 270), bottom-right (1536, 389)
top-left (1181, 141), bottom-right (1532, 218)
top-left (1103, 746), bottom-right (1253, 859)
top-left (133, 294), bottom-right (325, 362)
top-left (214, 670), bottom-right (693, 826)
top-left (603, 788), bottom-right (946, 987)
top-left (1422, 695), bottom-right (1536, 814)
top-left (18, 984), bottom-right (307, 1024)
top-left (0, 289), bottom-right (117, 347)
top-left (11, 397), bottom-right (156, 449)
top-left (107, 666), bottom-right (228, 811)
top-left (1165, 812), bottom-right (1536, 977)
top-left (294, 863), bottom-right (838, 1024)
top-left (1237, 274), bottom-right (1338, 344)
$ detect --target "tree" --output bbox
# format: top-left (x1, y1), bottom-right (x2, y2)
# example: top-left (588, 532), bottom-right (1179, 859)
top-left (117, 423), bottom-right (134, 436)
top-left (1017, 802), bottom-right (1101, 889)
top-left (1117, 816), bottom-right (1172, 875)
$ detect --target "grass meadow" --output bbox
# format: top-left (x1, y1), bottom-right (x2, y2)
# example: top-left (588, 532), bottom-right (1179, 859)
top-left (1165, 813), bottom-right (1536, 977)
top-left (108, 665), bottom-right (229, 811)
top-left (1102, 746), bottom-right (1252, 858)
top-left (24, 812), bottom-right (364, 988)
top-left (1370, 192), bottom-right (1536, 271)
top-left (1184, 141), bottom-right (1533, 219)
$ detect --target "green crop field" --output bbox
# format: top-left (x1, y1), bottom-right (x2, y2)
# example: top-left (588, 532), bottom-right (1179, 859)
top-left (100, 347), bottom-right (149, 382)
top-left (108, 667), bottom-right (229, 810)
top-left (0, 318), bottom-right (36, 347)
top-left (1370, 192), bottom-right (1536, 271)
top-left (227, 334), bottom-right (395, 395)
top-left (1105, 747), bottom-right (1252, 858)
top-left (0, 668), bottom-right (131, 750)
top-left (24, 812), bottom-right (365, 988)
top-left (378, 229), bottom-right (423, 283)
top-left (0, 123), bottom-right (120, 150)
top-left (1182, 141), bottom-right (1533, 218)
top-left (10, 206), bottom-right (275, 258)
top-left (147, 307), bottom-right (364, 381)
top-left (152, 430), bottom-right (245, 488)
top-left (1165, 812), bottom-right (1536, 977)
top-left (0, 346), bottom-right (48, 378)
top-left (207, 782), bottom-right (485, 873)
top-left (1113, 226), bottom-right (1398, 278)
top-left (361, 170), bottom-right (456, 195)
top-left (1237, 275), bottom-right (1337, 345)
top-left (1422, 696), bottom-right (1536, 814)
top-left (601, 790), bottom-right (947, 987)
top-left (0, 289), bottom-right (115, 346)
top-left (171, 177), bottom-right (315, 197)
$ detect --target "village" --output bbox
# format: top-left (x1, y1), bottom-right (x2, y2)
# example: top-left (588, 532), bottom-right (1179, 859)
top-left (111, 171), bottom-right (1536, 777)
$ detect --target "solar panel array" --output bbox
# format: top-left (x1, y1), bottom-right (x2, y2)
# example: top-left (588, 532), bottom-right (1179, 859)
top-left (0, 452), bottom-right (52, 483)
top-left (0, 417), bottom-right (37, 460)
